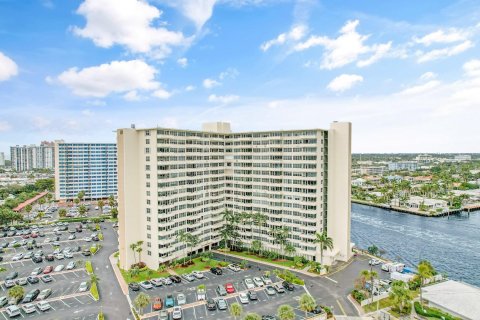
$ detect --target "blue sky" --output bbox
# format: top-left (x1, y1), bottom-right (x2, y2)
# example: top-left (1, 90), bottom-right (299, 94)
top-left (0, 0), bottom-right (479, 154)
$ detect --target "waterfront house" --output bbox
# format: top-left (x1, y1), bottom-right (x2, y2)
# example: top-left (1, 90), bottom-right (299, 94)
top-left (406, 196), bottom-right (448, 211)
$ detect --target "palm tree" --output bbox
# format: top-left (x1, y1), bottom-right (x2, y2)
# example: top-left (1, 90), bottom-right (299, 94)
top-left (176, 230), bottom-right (189, 260)
top-left (359, 269), bottom-right (378, 301)
top-left (252, 212), bottom-right (267, 239)
top-left (229, 302), bottom-right (243, 320)
top-left (186, 234), bottom-right (199, 263)
top-left (418, 260), bottom-right (435, 305)
top-left (25, 204), bottom-right (32, 214)
top-left (244, 313), bottom-right (262, 320)
top-left (108, 194), bottom-right (115, 208)
top-left (277, 304), bottom-right (295, 320)
top-left (251, 240), bottom-right (262, 254)
top-left (74, 198), bottom-right (80, 206)
top-left (89, 273), bottom-right (100, 286)
top-left (298, 293), bottom-right (316, 318)
top-left (8, 285), bottom-right (25, 301)
top-left (136, 240), bottom-right (144, 263)
top-left (129, 267), bottom-right (140, 279)
top-left (129, 243), bottom-right (138, 264)
top-left (110, 207), bottom-right (118, 219)
top-left (78, 205), bottom-right (87, 217)
top-left (284, 242), bottom-right (296, 258)
top-left (77, 191), bottom-right (85, 203)
top-left (58, 208), bottom-right (67, 218)
top-left (389, 281), bottom-right (412, 314)
top-left (133, 292), bottom-right (151, 315)
top-left (314, 231), bottom-right (333, 265)
top-left (97, 200), bottom-right (105, 214)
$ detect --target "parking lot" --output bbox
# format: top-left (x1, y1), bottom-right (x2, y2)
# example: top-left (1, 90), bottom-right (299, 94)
top-left (131, 266), bottom-right (323, 320)
top-left (0, 222), bottom-right (104, 319)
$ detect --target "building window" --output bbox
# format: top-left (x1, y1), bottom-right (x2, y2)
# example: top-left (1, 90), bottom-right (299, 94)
top-left (146, 139), bottom-right (150, 144)
top-left (147, 251), bottom-right (151, 256)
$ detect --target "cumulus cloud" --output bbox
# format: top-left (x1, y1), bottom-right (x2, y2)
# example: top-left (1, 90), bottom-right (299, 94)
top-left (56, 60), bottom-right (161, 98)
top-left (177, 57), bottom-right (188, 68)
top-left (152, 88), bottom-right (172, 99)
top-left (208, 94), bottom-right (239, 104)
top-left (462, 59), bottom-right (480, 77)
top-left (73, 0), bottom-right (188, 58)
top-left (294, 20), bottom-right (391, 69)
top-left (398, 80), bottom-right (441, 95)
top-left (260, 25), bottom-right (307, 51)
top-left (185, 85), bottom-right (196, 91)
top-left (123, 90), bottom-right (141, 101)
top-left (416, 40), bottom-right (473, 63)
top-left (327, 74), bottom-right (363, 92)
top-left (0, 52), bottom-right (18, 81)
top-left (203, 78), bottom-right (221, 89)
top-left (413, 28), bottom-right (468, 46)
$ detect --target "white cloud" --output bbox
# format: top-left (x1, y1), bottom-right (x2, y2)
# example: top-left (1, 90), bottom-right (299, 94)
top-left (327, 74), bottom-right (363, 92)
top-left (177, 58), bottom-right (188, 68)
top-left (399, 80), bottom-right (441, 96)
top-left (261, 25), bottom-right (307, 51)
top-left (152, 88), bottom-right (172, 99)
top-left (0, 52), bottom-right (18, 81)
top-left (0, 121), bottom-right (11, 132)
top-left (294, 20), bottom-right (391, 69)
top-left (124, 90), bottom-right (141, 101)
top-left (163, 0), bottom-right (217, 30)
top-left (185, 85), bottom-right (196, 91)
top-left (87, 100), bottom-right (106, 106)
top-left (219, 68), bottom-right (239, 80)
top-left (73, 0), bottom-right (188, 58)
top-left (208, 94), bottom-right (239, 104)
top-left (420, 72), bottom-right (437, 81)
top-left (56, 60), bottom-right (160, 98)
top-left (413, 29), bottom-right (468, 46)
top-left (416, 40), bottom-right (474, 63)
top-left (463, 59), bottom-right (480, 77)
top-left (81, 109), bottom-right (94, 116)
top-left (203, 78), bottom-right (221, 89)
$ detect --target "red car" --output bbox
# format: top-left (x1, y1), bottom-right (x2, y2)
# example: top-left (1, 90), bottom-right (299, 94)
top-left (43, 266), bottom-right (53, 274)
top-left (225, 283), bottom-right (235, 294)
top-left (31, 233), bottom-right (38, 238)
top-left (22, 234), bottom-right (30, 239)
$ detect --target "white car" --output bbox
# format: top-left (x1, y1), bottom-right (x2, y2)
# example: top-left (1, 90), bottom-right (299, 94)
top-left (150, 278), bottom-right (163, 287)
top-left (261, 275), bottom-right (272, 285)
top-left (192, 271), bottom-right (204, 279)
top-left (22, 303), bottom-right (36, 314)
top-left (196, 288), bottom-right (206, 301)
top-left (140, 281), bottom-right (153, 290)
top-left (79, 282), bottom-right (89, 292)
top-left (177, 293), bottom-right (186, 305)
top-left (31, 267), bottom-right (43, 276)
top-left (65, 251), bottom-right (74, 259)
top-left (5, 305), bottom-right (20, 317)
top-left (68, 234), bottom-right (76, 240)
top-left (12, 253), bottom-right (24, 261)
top-left (238, 292), bottom-right (249, 304)
top-left (66, 261), bottom-right (76, 270)
top-left (54, 265), bottom-right (65, 272)
top-left (44, 238), bottom-right (51, 243)
top-left (161, 277), bottom-right (172, 285)
top-left (55, 253), bottom-right (65, 260)
top-left (84, 237), bottom-right (92, 242)
top-left (37, 301), bottom-right (51, 312)
top-left (228, 264), bottom-right (241, 272)
top-left (172, 306), bottom-right (182, 320)
top-left (369, 259), bottom-right (381, 266)
top-left (244, 278), bottom-right (255, 289)
top-left (253, 277), bottom-right (264, 287)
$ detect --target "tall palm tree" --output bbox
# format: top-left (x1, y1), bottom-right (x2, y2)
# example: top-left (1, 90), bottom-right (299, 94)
top-left (129, 243), bottom-right (138, 264)
top-left (389, 281), bottom-right (412, 314)
top-left (314, 231), bottom-right (333, 265)
top-left (186, 234), bottom-right (199, 263)
top-left (418, 260), bottom-right (434, 305)
top-left (108, 194), bottom-right (115, 208)
top-left (135, 241), bottom-right (144, 263)
top-left (97, 200), bottom-right (105, 214)
top-left (252, 212), bottom-right (267, 240)
top-left (277, 304), bottom-right (295, 320)
top-left (78, 205), bottom-right (87, 217)
top-left (176, 230), bottom-right (189, 260)
top-left (133, 292), bottom-right (151, 315)
top-left (284, 242), bottom-right (296, 258)
top-left (229, 302), bottom-right (243, 320)
top-left (77, 191), bottom-right (85, 203)
top-left (74, 198), bottom-right (80, 206)
top-left (298, 293), bottom-right (316, 318)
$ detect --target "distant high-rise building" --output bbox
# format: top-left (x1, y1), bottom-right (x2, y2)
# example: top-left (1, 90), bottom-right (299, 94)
top-left (388, 161), bottom-right (418, 172)
top-left (54, 142), bottom-right (117, 201)
top-left (454, 155), bottom-right (471, 162)
top-left (10, 142), bottom-right (56, 172)
top-left (117, 121), bottom-right (352, 270)
top-left (0, 152), bottom-right (5, 167)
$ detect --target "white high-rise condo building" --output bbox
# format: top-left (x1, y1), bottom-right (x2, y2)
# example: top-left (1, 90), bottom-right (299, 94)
top-left (0, 152), bottom-right (5, 167)
top-left (54, 142), bottom-right (117, 201)
top-left (10, 141), bottom-right (56, 172)
top-left (117, 122), bottom-right (352, 270)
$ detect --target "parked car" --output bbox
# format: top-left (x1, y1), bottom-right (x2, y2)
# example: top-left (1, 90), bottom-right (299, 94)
top-left (150, 278), bottom-right (163, 287)
top-left (228, 264), bottom-right (241, 272)
top-left (37, 301), bottom-right (51, 312)
top-left (15, 278), bottom-right (27, 286)
top-left (273, 283), bottom-right (285, 293)
top-left (197, 288), bottom-right (206, 301)
top-left (191, 271), bottom-right (204, 279)
top-left (43, 266), bottom-right (53, 274)
top-left (244, 278), bottom-right (255, 289)
top-left (181, 274), bottom-right (195, 282)
top-left (27, 276), bottom-right (39, 284)
top-left (22, 289), bottom-right (40, 303)
top-left (5, 272), bottom-right (18, 280)
top-left (165, 295), bottom-right (175, 308)
top-left (312, 305), bottom-right (324, 314)
top-left (238, 292), bottom-right (249, 304)
top-left (216, 285), bottom-right (227, 296)
top-left (12, 253), bottom-right (24, 261)
top-left (8, 294), bottom-right (23, 306)
top-left (158, 310), bottom-right (169, 320)
top-left (54, 265), bottom-right (65, 272)
top-left (253, 277), bottom-right (264, 287)
top-left (261, 315), bottom-right (277, 320)
top-left (247, 290), bottom-right (258, 300)
top-left (128, 283), bottom-right (140, 291)
top-left (5, 305), bottom-right (21, 317)
top-left (140, 281), bottom-right (153, 290)
top-left (31, 267), bottom-right (43, 276)
top-left (206, 298), bottom-right (216, 310)
top-left (79, 282), bottom-right (89, 292)
top-left (32, 256), bottom-right (43, 263)
top-left (176, 293), bottom-right (186, 305)
top-left (216, 298), bottom-right (227, 310)
top-left (210, 267), bottom-right (222, 275)
top-left (172, 306), bottom-right (182, 320)
top-left (265, 285), bottom-right (276, 295)
top-left (225, 283), bottom-right (235, 294)
top-left (261, 275), bottom-right (273, 285)
top-left (68, 234), bottom-right (76, 240)
top-left (161, 277), bottom-right (172, 285)
top-left (65, 251), bottom-right (74, 259)
top-left (169, 275), bottom-right (181, 283)
top-left (4, 280), bottom-right (15, 288)
top-left (23, 252), bottom-right (33, 259)
top-left (0, 296), bottom-right (8, 307)
top-left (45, 254), bottom-right (54, 261)
top-left (41, 275), bottom-right (53, 283)
top-left (37, 289), bottom-right (52, 300)
top-left (369, 259), bottom-right (381, 266)
top-left (152, 297), bottom-right (163, 311)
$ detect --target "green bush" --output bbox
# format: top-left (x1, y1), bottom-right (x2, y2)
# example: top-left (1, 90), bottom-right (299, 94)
top-left (414, 302), bottom-right (461, 320)
top-left (90, 282), bottom-right (99, 300)
top-left (274, 269), bottom-right (305, 285)
top-left (97, 311), bottom-right (105, 320)
top-left (219, 261), bottom-right (229, 267)
top-left (85, 261), bottom-right (93, 274)
top-left (351, 289), bottom-right (366, 302)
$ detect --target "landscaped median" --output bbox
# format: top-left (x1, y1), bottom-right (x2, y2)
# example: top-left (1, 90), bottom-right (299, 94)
top-left (85, 260), bottom-right (100, 301)
top-left (218, 249), bottom-right (297, 268)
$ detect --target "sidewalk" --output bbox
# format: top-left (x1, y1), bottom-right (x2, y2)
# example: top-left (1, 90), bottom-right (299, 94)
top-left (109, 253), bottom-right (129, 296)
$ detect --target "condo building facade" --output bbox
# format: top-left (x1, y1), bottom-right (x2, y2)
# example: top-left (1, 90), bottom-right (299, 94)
top-left (54, 142), bottom-right (117, 201)
top-left (10, 141), bottom-right (56, 172)
top-left (117, 122), bottom-right (352, 270)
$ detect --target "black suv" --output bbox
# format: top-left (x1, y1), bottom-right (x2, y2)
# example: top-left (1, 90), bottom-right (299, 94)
top-left (169, 275), bottom-right (181, 283)
top-left (206, 298), bottom-right (216, 311)
top-left (22, 289), bottom-right (40, 303)
top-left (210, 267), bottom-right (222, 275)
top-left (32, 256), bottom-right (43, 263)
top-left (282, 281), bottom-right (294, 291)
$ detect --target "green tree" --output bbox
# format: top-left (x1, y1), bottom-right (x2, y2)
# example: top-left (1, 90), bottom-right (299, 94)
top-left (89, 273), bottom-right (100, 286)
top-left (8, 285), bottom-right (25, 300)
top-left (418, 260), bottom-right (435, 305)
top-left (243, 313), bottom-right (262, 320)
top-left (25, 204), bottom-right (32, 214)
top-left (97, 200), bottom-right (105, 213)
top-left (251, 240), bottom-right (262, 253)
top-left (129, 267), bottom-right (140, 279)
top-left (229, 302), bottom-right (243, 320)
top-left (133, 292), bottom-right (151, 315)
top-left (277, 304), bottom-right (295, 320)
top-left (176, 230), bottom-right (189, 260)
top-left (110, 207), bottom-right (118, 219)
top-left (367, 245), bottom-right (379, 256)
top-left (136, 240), bottom-right (144, 263)
top-left (78, 205), bottom-right (87, 217)
top-left (314, 231), bottom-right (334, 265)
top-left (299, 293), bottom-right (316, 318)
top-left (129, 243), bottom-right (138, 264)
top-left (77, 191), bottom-right (85, 203)
top-left (108, 194), bottom-right (116, 208)
top-left (252, 211), bottom-right (267, 239)
top-left (58, 208), bottom-right (67, 218)
top-left (389, 280), bottom-right (412, 314)
top-left (186, 234), bottom-right (199, 264)
top-left (284, 242), bottom-right (296, 258)
top-left (74, 198), bottom-right (80, 206)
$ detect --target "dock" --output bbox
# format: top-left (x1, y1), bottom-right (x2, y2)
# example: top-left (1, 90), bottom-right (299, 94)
top-left (352, 199), bottom-right (465, 217)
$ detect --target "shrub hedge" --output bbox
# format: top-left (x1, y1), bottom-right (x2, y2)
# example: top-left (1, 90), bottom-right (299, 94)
top-left (414, 302), bottom-right (462, 320)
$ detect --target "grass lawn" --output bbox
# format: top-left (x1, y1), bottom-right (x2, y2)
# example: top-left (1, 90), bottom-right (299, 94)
top-left (173, 257), bottom-right (222, 275)
top-left (120, 268), bottom-right (170, 284)
top-left (224, 250), bottom-right (296, 268)
top-left (363, 297), bottom-right (394, 312)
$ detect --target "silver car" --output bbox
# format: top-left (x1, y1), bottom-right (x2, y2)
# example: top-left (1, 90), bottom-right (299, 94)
top-left (177, 293), bottom-right (186, 305)
top-left (172, 306), bottom-right (182, 320)
top-left (253, 277), bottom-right (264, 287)
top-left (238, 292), bottom-right (249, 304)
top-left (244, 278), bottom-right (255, 289)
